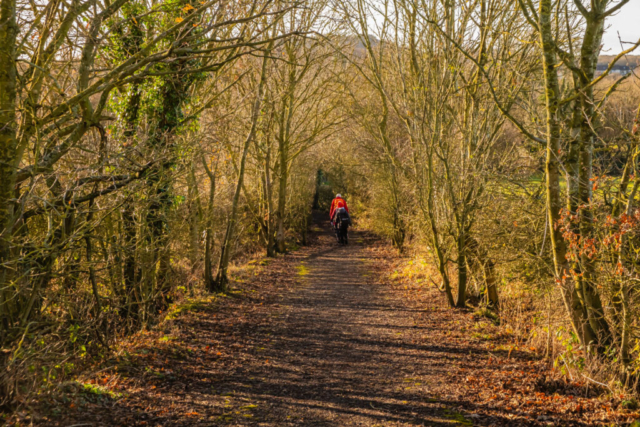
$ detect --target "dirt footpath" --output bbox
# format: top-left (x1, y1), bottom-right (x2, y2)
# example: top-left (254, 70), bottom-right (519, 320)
top-left (40, 219), bottom-right (631, 426)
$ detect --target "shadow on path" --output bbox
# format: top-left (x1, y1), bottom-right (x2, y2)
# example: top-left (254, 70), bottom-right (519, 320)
top-left (50, 216), bottom-right (588, 426)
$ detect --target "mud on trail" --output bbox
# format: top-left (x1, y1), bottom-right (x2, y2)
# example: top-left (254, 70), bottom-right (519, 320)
top-left (35, 218), bottom-right (635, 426)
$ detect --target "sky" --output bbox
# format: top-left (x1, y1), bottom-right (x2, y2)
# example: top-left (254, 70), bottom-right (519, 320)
top-left (602, 1), bottom-right (640, 54)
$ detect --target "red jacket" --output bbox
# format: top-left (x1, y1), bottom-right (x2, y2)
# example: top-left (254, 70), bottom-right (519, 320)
top-left (330, 197), bottom-right (349, 220)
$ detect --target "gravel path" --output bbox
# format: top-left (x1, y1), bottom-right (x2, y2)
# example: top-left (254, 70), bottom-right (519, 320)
top-left (47, 217), bottom-right (617, 426)
top-left (237, 225), bottom-right (456, 425)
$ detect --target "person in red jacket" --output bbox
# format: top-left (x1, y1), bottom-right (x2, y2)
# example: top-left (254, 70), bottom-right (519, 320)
top-left (330, 194), bottom-right (349, 222)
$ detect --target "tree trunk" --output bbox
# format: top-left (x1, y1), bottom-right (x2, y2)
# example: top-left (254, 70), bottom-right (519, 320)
top-left (0, 0), bottom-right (18, 333)
top-left (390, 170), bottom-right (405, 252)
top-left (187, 163), bottom-right (203, 272)
top-left (275, 132), bottom-right (288, 253)
top-left (466, 236), bottom-right (499, 310)
top-left (485, 259), bottom-right (499, 309)
top-left (425, 138), bottom-right (455, 307)
top-left (202, 154), bottom-right (217, 290)
top-left (538, 0), bottom-right (596, 347)
top-left (619, 181), bottom-right (639, 366)
top-left (456, 231), bottom-right (467, 308)
top-left (214, 49), bottom-right (270, 290)
top-left (576, 10), bottom-right (612, 349)
top-left (120, 79), bottom-right (142, 322)
top-left (122, 202), bottom-right (139, 321)
top-left (85, 200), bottom-right (102, 316)
top-left (264, 147), bottom-right (276, 257)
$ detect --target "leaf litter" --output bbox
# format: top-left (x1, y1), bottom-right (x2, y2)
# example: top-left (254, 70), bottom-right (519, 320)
top-left (13, 218), bottom-right (638, 426)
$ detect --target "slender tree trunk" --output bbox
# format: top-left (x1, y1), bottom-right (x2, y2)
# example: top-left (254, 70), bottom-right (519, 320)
top-left (619, 180), bottom-right (639, 366)
top-left (390, 169), bottom-right (405, 252)
top-left (85, 200), bottom-right (102, 315)
top-left (538, 0), bottom-right (596, 346)
top-left (566, 96), bottom-right (582, 213)
top-left (0, 0), bottom-right (18, 334)
top-left (203, 187), bottom-right (215, 289)
top-left (275, 71), bottom-right (296, 254)
top-left (425, 139), bottom-right (455, 307)
top-left (467, 236), bottom-right (499, 309)
top-left (577, 12), bottom-right (612, 348)
top-left (484, 259), bottom-right (499, 309)
top-left (122, 203), bottom-right (138, 321)
top-left (187, 163), bottom-right (203, 271)
top-left (264, 147), bottom-right (276, 257)
top-left (275, 132), bottom-right (288, 253)
top-left (204, 228), bottom-right (214, 289)
top-left (456, 231), bottom-right (467, 308)
top-left (202, 154), bottom-right (217, 290)
top-left (21, 210), bottom-right (67, 324)
top-left (214, 49), bottom-right (270, 290)
top-left (120, 80), bottom-right (142, 321)
top-left (147, 164), bottom-right (172, 308)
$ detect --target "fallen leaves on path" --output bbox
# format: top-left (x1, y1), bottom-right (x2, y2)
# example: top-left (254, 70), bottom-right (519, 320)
top-left (12, 223), bottom-right (637, 426)
top-left (376, 244), bottom-right (638, 426)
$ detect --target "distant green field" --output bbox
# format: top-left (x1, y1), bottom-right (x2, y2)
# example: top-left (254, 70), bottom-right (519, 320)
top-left (491, 172), bottom-right (626, 203)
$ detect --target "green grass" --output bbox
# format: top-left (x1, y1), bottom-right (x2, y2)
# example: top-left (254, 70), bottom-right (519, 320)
top-left (472, 332), bottom-right (495, 341)
top-left (443, 409), bottom-right (473, 426)
top-left (81, 383), bottom-right (123, 400)
top-left (475, 308), bottom-right (500, 325)
top-left (165, 295), bottom-right (216, 320)
top-left (296, 263), bottom-right (310, 276)
top-left (499, 173), bottom-right (624, 201)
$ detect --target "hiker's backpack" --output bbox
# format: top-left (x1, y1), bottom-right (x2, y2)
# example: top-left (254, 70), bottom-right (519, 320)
top-left (335, 207), bottom-right (351, 227)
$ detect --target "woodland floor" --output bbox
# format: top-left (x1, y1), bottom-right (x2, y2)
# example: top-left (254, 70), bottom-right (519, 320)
top-left (20, 215), bottom-right (640, 426)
